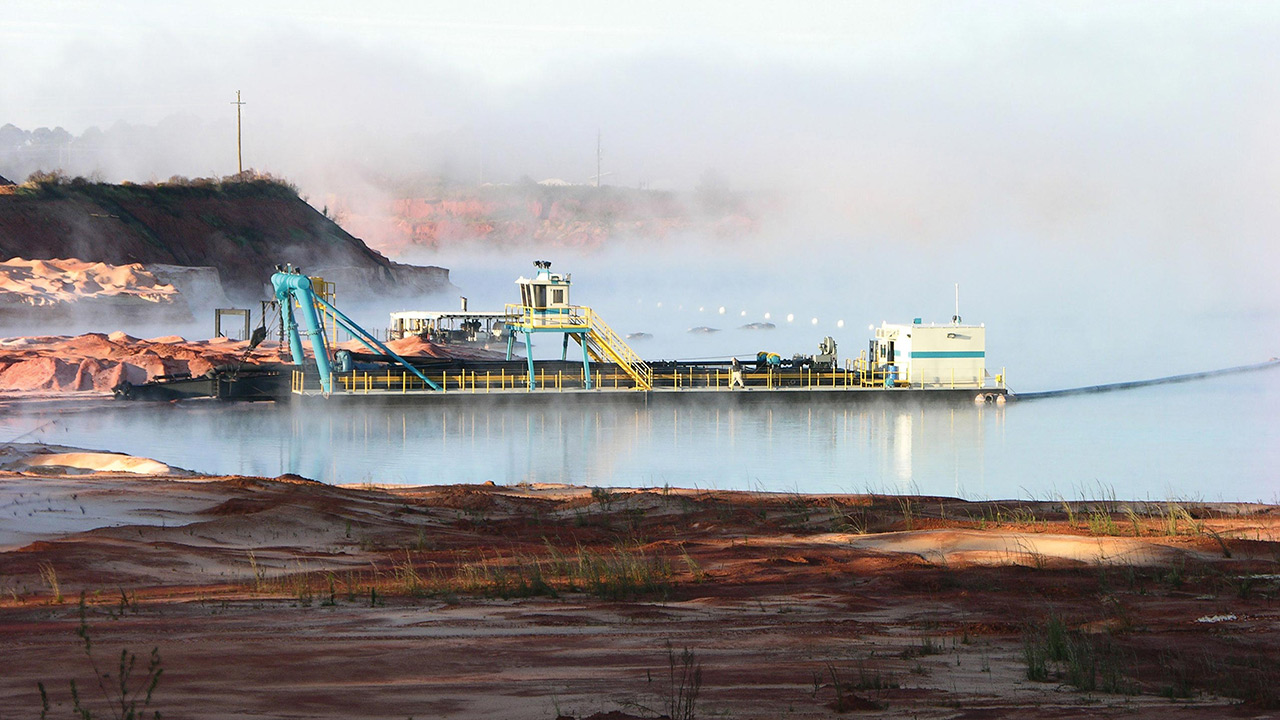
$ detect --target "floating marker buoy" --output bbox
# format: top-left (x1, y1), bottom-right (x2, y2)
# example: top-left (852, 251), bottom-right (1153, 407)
top-left (811, 317), bottom-right (818, 325)
top-left (837, 320), bottom-right (845, 328)
top-left (718, 306), bottom-right (726, 315)
top-left (787, 314), bottom-right (795, 322)
top-left (764, 312), bottom-right (771, 320)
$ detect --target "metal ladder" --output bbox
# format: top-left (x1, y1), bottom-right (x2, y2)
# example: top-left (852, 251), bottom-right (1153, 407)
top-left (573, 308), bottom-right (652, 390)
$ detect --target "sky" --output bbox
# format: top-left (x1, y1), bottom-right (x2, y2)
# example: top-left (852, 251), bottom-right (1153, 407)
top-left (3, 2), bottom-right (1279, 386)
top-left (7, 2), bottom-right (1279, 192)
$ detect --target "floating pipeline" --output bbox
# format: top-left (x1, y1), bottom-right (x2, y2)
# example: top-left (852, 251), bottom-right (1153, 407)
top-left (117, 356), bottom-right (1279, 406)
top-left (119, 262), bottom-right (1268, 405)
top-left (1008, 359), bottom-right (1280, 401)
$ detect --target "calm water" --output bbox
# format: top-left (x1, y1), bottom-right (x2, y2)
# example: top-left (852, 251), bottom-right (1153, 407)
top-left (4, 369), bottom-right (1277, 501)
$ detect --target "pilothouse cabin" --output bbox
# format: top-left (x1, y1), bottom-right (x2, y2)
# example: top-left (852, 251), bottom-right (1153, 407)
top-left (516, 260), bottom-right (573, 323)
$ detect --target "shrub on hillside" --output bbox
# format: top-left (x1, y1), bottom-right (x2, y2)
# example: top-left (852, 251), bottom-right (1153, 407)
top-left (12, 169), bottom-right (299, 201)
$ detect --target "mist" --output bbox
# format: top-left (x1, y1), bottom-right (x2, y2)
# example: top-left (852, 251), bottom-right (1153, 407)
top-left (3, 3), bottom-right (1278, 390)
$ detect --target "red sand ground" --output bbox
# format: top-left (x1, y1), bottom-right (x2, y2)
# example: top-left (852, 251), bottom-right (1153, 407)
top-left (2, 453), bottom-right (1278, 719)
top-left (0, 333), bottom-right (500, 395)
top-left (0, 333), bottom-right (251, 393)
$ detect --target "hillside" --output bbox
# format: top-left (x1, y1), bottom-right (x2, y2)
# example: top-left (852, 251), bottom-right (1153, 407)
top-left (0, 174), bottom-right (451, 301)
top-left (345, 181), bottom-right (759, 257)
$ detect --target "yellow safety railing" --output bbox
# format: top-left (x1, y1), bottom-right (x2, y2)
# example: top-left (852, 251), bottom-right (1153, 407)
top-left (849, 356), bottom-right (1004, 390)
top-left (293, 363), bottom-right (1006, 395)
top-left (851, 356), bottom-right (911, 388)
top-left (299, 277), bottom-right (339, 345)
top-left (505, 303), bottom-right (653, 390)
top-left (579, 306), bottom-right (652, 390)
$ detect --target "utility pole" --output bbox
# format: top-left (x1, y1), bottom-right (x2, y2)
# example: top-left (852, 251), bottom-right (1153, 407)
top-left (587, 131), bottom-right (613, 186)
top-left (231, 90), bottom-right (246, 175)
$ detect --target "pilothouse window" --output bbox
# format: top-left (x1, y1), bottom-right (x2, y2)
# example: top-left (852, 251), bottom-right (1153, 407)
top-left (551, 288), bottom-right (565, 305)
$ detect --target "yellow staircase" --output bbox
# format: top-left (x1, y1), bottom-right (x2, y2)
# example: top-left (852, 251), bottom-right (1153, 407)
top-left (506, 304), bottom-right (653, 390)
top-left (573, 307), bottom-right (652, 390)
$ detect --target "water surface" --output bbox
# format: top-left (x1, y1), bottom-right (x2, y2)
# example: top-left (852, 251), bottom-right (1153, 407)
top-left (5, 369), bottom-right (1276, 501)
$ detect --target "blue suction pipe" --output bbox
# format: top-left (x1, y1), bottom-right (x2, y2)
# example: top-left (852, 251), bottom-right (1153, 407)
top-left (311, 295), bottom-right (440, 390)
top-left (271, 271), bottom-right (333, 393)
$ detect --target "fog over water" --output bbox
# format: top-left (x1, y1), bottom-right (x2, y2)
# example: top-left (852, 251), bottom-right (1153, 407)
top-left (425, 236), bottom-right (1276, 392)
top-left (7, 4), bottom-right (1275, 388)
top-left (3, 4), bottom-right (1277, 496)
top-left (4, 368), bottom-right (1277, 501)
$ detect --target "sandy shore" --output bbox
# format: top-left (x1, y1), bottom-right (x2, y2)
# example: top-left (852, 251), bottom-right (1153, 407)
top-left (2, 447), bottom-right (1278, 718)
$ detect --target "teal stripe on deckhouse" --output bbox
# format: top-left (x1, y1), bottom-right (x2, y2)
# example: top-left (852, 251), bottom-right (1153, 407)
top-left (910, 351), bottom-right (986, 358)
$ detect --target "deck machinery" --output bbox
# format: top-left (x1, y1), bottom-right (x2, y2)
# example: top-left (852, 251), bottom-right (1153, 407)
top-left (280, 261), bottom-right (1005, 401)
top-left (387, 296), bottom-right (516, 352)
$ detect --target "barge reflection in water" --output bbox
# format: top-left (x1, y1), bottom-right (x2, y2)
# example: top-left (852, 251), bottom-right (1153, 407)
top-left (5, 370), bottom-right (1276, 501)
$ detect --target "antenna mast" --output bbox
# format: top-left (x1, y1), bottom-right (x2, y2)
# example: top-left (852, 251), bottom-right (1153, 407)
top-left (596, 130), bottom-right (601, 188)
top-left (953, 283), bottom-right (960, 324)
top-left (231, 90), bottom-right (246, 175)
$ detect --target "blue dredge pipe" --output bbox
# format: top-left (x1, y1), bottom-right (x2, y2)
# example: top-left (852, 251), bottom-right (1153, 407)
top-left (271, 267), bottom-right (440, 394)
top-left (272, 270), bottom-right (333, 393)
top-left (311, 294), bottom-right (440, 391)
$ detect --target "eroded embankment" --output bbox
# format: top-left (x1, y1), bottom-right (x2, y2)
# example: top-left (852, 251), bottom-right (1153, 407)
top-left (0, 178), bottom-right (453, 302)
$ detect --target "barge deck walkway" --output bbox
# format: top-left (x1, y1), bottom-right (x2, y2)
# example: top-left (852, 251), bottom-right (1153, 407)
top-left (290, 368), bottom-right (1008, 405)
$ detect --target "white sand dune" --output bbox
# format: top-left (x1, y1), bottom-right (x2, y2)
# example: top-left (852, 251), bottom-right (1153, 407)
top-left (15, 451), bottom-right (178, 475)
top-left (0, 257), bottom-right (178, 306)
top-left (834, 528), bottom-right (1201, 566)
top-left (0, 444), bottom-right (206, 550)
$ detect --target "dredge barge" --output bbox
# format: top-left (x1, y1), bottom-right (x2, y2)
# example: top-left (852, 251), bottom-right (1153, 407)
top-left (276, 262), bottom-right (1007, 405)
